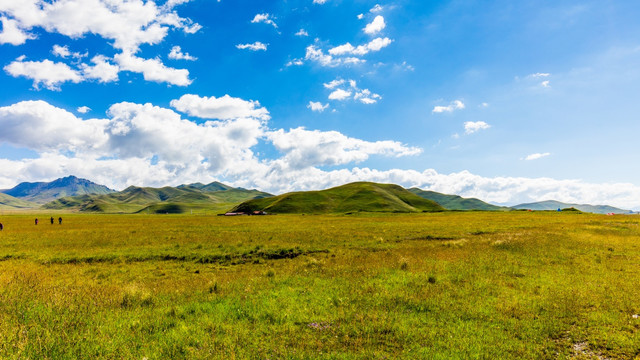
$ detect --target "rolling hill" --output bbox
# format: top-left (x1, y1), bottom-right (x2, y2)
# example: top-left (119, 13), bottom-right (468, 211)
top-left (43, 183), bottom-right (272, 213)
top-left (1, 175), bottom-right (115, 204)
top-left (0, 192), bottom-right (38, 209)
top-left (229, 182), bottom-right (445, 214)
top-left (512, 200), bottom-right (631, 214)
top-left (408, 188), bottom-right (507, 211)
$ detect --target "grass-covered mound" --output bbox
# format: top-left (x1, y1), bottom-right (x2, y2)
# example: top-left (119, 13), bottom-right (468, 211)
top-left (0, 192), bottom-right (38, 209)
top-left (230, 182), bottom-right (445, 214)
top-left (408, 188), bottom-right (507, 211)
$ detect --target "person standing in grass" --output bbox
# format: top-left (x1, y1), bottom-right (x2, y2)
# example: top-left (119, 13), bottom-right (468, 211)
top-left (58, 217), bottom-right (62, 225)
top-left (0, 222), bottom-right (3, 231)
top-left (35, 218), bottom-right (38, 225)
top-left (50, 217), bottom-right (54, 225)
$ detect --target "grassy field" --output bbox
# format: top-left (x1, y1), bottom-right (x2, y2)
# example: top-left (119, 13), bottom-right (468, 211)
top-left (0, 212), bottom-right (639, 359)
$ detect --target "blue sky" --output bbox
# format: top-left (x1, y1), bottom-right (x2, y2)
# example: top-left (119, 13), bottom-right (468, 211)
top-left (1, 0), bottom-right (640, 208)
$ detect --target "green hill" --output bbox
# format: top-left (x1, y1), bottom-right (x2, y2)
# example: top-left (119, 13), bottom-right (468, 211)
top-left (2, 176), bottom-right (115, 204)
top-left (229, 182), bottom-right (445, 214)
top-left (512, 200), bottom-right (630, 214)
top-left (43, 183), bottom-right (272, 213)
top-left (0, 192), bottom-right (38, 209)
top-left (408, 188), bottom-right (507, 211)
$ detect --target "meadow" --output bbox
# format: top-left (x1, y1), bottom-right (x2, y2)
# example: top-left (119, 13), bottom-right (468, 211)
top-left (0, 211), bottom-right (638, 359)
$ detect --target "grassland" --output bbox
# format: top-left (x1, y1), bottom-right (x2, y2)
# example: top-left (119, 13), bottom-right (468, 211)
top-left (0, 212), bottom-right (639, 359)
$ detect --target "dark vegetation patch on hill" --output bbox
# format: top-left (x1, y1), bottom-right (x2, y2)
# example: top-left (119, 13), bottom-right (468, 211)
top-left (230, 182), bottom-right (445, 214)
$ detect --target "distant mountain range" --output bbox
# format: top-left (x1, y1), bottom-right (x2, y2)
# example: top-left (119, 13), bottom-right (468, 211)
top-left (511, 200), bottom-right (631, 214)
top-left (0, 176), bottom-right (633, 214)
top-left (1, 175), bottom-right (114, 204)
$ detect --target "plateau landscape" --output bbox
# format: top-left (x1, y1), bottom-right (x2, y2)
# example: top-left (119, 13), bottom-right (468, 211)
top-left (1, 1), bottom-right (639, 359)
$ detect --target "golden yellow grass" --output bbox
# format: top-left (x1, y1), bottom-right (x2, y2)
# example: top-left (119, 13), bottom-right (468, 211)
top-left (0, 212), bottom-right (639, 359)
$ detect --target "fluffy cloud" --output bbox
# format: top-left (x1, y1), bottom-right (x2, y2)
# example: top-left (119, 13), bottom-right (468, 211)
top-left (295, 29), bottom-right (308, 37)
top-left (464, 121), bottom-right (490, 134)
top-left (325, 78), bottom-right (381, 104)
top-left (170, 94), bottom-right (270, 120)
top-left (364, 15), bottom-right (385, 35)
top-left (77, 106), bottom-right (91, 114)
top-left (525, 152), bottom-right (551, 161)
top-left (305, 45), bottom-right (364, 67)
top-left (370, 4), bottom-right (384, 13)
top-left (52, 44), bottom-right (86, 59)
top-left (113, 51), bottom-right (191, 86)
top-left (307, 101), bottom-right (329, 112)
top-left (81, 55), bottom-right (119, 83)
top-left (236, 42), bottom-right (268, 51)
top-left (4, 57), bottom-right (83, 90)
top-left (0, 16), bottom-right (35, 45)
top-left (432, 100), bottom-right (465, 113)
top-left (329, 37), bottom-right (393, 56)
top-left (313, 0), bottom-right (328, 4)
top-left (251, 13), bottom-right (277, 28)
top-left (0, 0), bottom-right (200, 52)
top-left (267, 127), bottom-right (421, 169)
top-left (168, 46), bottom-right (197, 61)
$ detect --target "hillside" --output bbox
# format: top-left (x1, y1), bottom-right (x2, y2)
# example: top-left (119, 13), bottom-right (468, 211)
top-left (230, 182), bottom-right (445, 214)
top-left (408, 188), bottom-right (507, 211)
top-left (2, 176), bottom-right (115, 204)
top-left (512, 200), bottom-right (631, 214)
top-left (0, 192), bottom-right (38, 209)
top-left (43, 182), bottom-right (272, 213)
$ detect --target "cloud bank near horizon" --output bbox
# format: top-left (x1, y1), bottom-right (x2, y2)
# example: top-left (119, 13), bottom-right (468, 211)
top-left (1, 98), bottom-right (639, 209)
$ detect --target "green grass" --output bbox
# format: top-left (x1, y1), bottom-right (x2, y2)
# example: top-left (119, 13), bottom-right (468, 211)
top-left (232, 182), bottom-right (444, 214)
top-left (408, 188), bottom-right (508, 211)
top-left (0, 212), bottom-right (639, 359)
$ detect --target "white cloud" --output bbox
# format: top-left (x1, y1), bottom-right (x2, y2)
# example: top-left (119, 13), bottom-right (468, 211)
top-left (113, 51), bottom-right (191, 86)
top-left (524, 152), bottom-right (551, 161)
top-left (0, 0), bottom-right (200, 53)
top-left (357, 13), bottom-right (364, 20)
top-left (251, 13), bottom-right (277, 28)
top-left (51, 44), bottom-right (86, 59)
top-left (81, 55), bottom-right (119, 83)
top-left (541, 80), bottom-right (550, 88)
top-left (236, 42), bottom-right (268, 51)
top-left (323, 79), bottom-right (345, 89)
top-left (328, 89), bottom-right (352, 101)
top-left (168, 46), bottom-right (197, 61)
top-left (3, 58), bottom-right (83, 90)
top-left (364, 15), bottom-right (385, 35)
top-left (0, 16), bottom-right (35, 45)
top-left (170, 94), bottom-right (270, 121)
top-left (370, 4), bottom-right (384, 13)
top-left (432, 100), bottom-right (465, 113)
top-left (77, 106), bottom-right (91, 114)
top-left (267, 127), bottom-right (421, 169)
top-left (330, 37), bottom-right (392, 56)
top-left (307, 101), bottom-right (329, 112)
top-left (529, 73), bottom-right (550, 78)
top-left (286, 59), bottom-right (304, 66)
top-left (305, 45), bottom-right (364, 67)
top-left (313, 0), bottom-right (328, 4)
top-left (295, 29), bottom-right (308, 37)
top-left (354, 89), bottom-right (381, 104)
top-left (464, 121), bottom-right (490, 134)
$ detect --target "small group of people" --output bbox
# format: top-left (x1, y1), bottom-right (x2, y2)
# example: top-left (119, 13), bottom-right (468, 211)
top-left (34, 217), bottom-right (62, 225)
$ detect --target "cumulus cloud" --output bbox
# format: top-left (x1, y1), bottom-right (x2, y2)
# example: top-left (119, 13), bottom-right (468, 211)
top-left (464, 121), bottom-right (490, 134)
top-left (328, 89), bottom-right (352, 101)
top-left (325, 78), bottom-right (381, 104)
top-left (0, 0), bottom-right (200, 52)
top-left (307, 101), bottom-right (329, 112)
top-left (236, 42), bottom-right (268, 51)
top-left (313, 0), bottom-right (328, 4)
top-left (170, 94), bottom-right (270, 121)
top-left (267, 127), bottom-right (421, 169)
top-left (77, 106), bottom-right (91, 114)
top-left (329, 37), bottom-right (393, 56)
top-left (4, 57), bottom-right (83, 90)
top-left (113, 51), bottom-right (191, 86)
top-left (432, 100), bottom-right (465, 113)
top-left (251, 13), bottom-right (277, 28)
top-left (295, 29), bottom-right (308, 37)
top-left (0, 16), bottom-right (35, 45)
top-left (168, 46), bottom-right (197, 61)
top-left (305, 45), bottom-right (364, 67)
top-left (81, 55), bottom-right (119, 83)
top-left (364, 15), bottom-right (386, 35)
top-left (524, 152), bottom-right (551, 161)
top-left (370, 4), bottom-right (384, 13)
